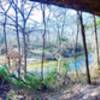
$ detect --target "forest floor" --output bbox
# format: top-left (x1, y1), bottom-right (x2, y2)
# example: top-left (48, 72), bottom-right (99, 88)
top-left (0, 68), bottom-right (100, 100)
top-left (0, 78), bottom-right (100, 100)
top-left (46, 82), bottom-right (100, 100)
top-left (45, 68), bottom-right (100, 100)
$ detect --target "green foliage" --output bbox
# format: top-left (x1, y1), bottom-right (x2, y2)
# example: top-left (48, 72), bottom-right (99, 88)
top-left (0, 64), bottom-right (59, 90)
top-left (62, 62), bottom-right (69, 75)
top-left (11, 78), bottom-right (25, 88)
top-left (96, 18), bottom-right (100, 26)
top-left (43, 68), bottom-right (57, 88)
top-left (85, 18), bottom-right (100, 30)
top-left (23, 70), bottom-right (57, 90)
top-left (0, 65), bottom-right (10, 81)
top-left (0, 67), bottom-right (8, 77)
top-left (10, 73), bottom-right (41, 90)
top-left (11, 69), bottom-right (58, 90)
top-left (23, 73), bottom-right (41, 90)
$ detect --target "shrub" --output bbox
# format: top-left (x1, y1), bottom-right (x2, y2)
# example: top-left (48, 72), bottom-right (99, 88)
top-left (0, 65), bottom-right (10, 84)
top-left (43, 68), bottom-right (57, 88)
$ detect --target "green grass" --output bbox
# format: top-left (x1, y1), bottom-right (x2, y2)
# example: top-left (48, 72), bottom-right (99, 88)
top-left (27, 54), bottom-right (85, 73)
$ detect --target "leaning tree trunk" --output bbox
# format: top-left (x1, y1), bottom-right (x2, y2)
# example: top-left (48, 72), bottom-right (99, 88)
top-left (78, 11), bottom-right (91, 84)
top-left (93, 15), bottom-right (100, 66)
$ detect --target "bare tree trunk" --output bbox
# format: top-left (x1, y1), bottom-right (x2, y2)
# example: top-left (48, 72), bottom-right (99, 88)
top-left (56, 10), bottom-right (66, 74)
top-left (22, 26), bottom-right (27, 74)
top-left (93, 15), bottom-right (100, 66)
top-left (15, 0), bottom-right (21, 78)
top-left (74, 14), bottom-right (79, 78)
top-left (10, 0), bottom-right (35, 74)
top-left (21, 0), bottom-right (27, 74)
top-left (78, 11), bottom-right (91, 84)
top-left (3, 13), bottom-right (11, 69)
top-left (41, 33), bottom-right (45, 81)
top-left (0, 2), bottom-right (12, 69)
top-left (41, 4), bottom-right (46, 81)
top-left (57, 25), bottom-right (61, 74)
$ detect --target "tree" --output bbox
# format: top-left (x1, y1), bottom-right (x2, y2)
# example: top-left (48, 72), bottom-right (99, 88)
top-left (74, 13), bottom-right (80, 78)
top-left (78, 11), bottom-right (91, 84)
top-left (0, 0), bottom-right (38, 75)
top-left (93, 15), bottom-right (100, 66)
top-left (0, 0), bottom-right (12, 69)
top-left (9, 0), bottom-right (37, 73)
top-left (51, 9), bottom-right (67, 74)
top-left (40, 4), bottom-right (46, 81)
top-left (14, 0), bottom-right (22, 77)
